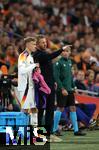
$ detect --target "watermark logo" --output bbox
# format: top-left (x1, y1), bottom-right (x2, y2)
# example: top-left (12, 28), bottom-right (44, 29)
top-left (5, 126), bottom-right (47, 145)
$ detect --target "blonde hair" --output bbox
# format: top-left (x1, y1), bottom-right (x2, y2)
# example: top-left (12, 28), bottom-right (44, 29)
top-left (24, 37), bottom-right (37, 45)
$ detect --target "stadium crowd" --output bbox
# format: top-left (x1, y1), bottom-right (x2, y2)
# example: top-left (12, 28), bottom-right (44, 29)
top-left (0, 0), bottom-right (99, 141)
top-left (0, 0), bottom-right (99, 80)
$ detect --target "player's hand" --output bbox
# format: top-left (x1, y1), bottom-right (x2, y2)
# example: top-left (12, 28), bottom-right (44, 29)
top-left (54, 82), bottom-right (57, 90)
top-left (74, 87), bottom-right (78, 94)
top-left (74, 89), bottom-right (78, 94)
top-left (62, 89), bottom-right (68, 96)
top-left (36, 63), bottom-right (40, 67)
top-left (62, 45), bottom-right (72, 51)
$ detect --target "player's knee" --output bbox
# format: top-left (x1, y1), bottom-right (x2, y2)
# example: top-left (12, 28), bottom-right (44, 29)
top-left (31, 108), bottom-right (38, 113)
top-left (57, 107), bottom-right (64, 112)
top-left (70, 106), bottom-right (76, 112)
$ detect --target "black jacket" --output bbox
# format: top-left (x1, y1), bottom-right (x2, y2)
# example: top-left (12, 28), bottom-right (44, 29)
top-left (33, 48), bottom-right (63, 88)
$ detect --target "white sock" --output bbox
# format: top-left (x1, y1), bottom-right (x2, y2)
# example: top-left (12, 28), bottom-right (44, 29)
top-left (33, 127), bottom-right (38, 137)
top-left (30, 112), bottom-right (38, 126)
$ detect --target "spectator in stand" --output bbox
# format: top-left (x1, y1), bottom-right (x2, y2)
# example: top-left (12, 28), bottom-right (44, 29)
top-left (5, 45), bottom-right (18, 74)
top-left (84, 69), bottom-right (95, 93)
top-left (5, 45), bottom-right (17, 67)
top-left (77, 50), bottom-right (91, 73)
top-left (75, 70), bottom-right (87, 91)
top-left (0, 1), bottom-right (98, 79)
top-left (93, 73), bottom-right (99, 95)
top-left (72, 64), bottom-right (78, 81)
top-left (0, 53), bottom-right (9, 71)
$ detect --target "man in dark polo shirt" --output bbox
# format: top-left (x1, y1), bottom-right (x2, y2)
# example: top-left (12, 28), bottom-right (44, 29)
top-left (33, 35), bottom-right (70, 135)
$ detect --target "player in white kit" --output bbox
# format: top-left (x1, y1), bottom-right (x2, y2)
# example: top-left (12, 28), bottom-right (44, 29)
top-left (18, 37), bottom-right (38, 126)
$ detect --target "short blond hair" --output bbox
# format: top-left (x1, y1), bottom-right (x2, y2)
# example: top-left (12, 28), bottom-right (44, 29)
top-left (24, 37), bottom-right (37, 45)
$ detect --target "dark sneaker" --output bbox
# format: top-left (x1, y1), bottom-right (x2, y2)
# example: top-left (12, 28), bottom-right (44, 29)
top-left (54, 130), bottom-right (63, 136)
top-left (63, 124), bottom-right (73, 131)
top-left (74, 130), bottom-right (86, 136)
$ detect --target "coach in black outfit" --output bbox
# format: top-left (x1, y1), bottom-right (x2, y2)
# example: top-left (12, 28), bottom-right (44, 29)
top-left (33, 35), bottom-right (71, 135)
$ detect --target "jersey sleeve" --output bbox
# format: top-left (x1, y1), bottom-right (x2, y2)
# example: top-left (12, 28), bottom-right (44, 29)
top-left (35, 49), bottom-right (63, 63)
top-left (18, 54), bottom-right (36, 74)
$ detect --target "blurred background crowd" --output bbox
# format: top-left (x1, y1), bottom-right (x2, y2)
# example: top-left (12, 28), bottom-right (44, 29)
top-left (0, 0), bottom-right (99, 113)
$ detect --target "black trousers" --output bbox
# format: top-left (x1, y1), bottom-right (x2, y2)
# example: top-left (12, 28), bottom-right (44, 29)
top-left (38, 88), bottom-right (55, 135)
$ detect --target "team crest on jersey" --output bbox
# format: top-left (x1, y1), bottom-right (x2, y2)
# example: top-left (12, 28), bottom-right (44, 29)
top-left (23, 50), bottom-right (29, 57)
top-left (56, 62), bottom-right (59, 65)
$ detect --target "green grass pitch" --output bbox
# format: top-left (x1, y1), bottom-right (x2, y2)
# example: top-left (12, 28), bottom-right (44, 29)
top-left (51, 130), bottom-right (99, 150)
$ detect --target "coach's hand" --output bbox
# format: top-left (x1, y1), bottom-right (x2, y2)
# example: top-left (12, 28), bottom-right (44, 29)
top-left (62, 45), bottom-right (72, 51)
top-left (62, 88), bottom-right (68, 96)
